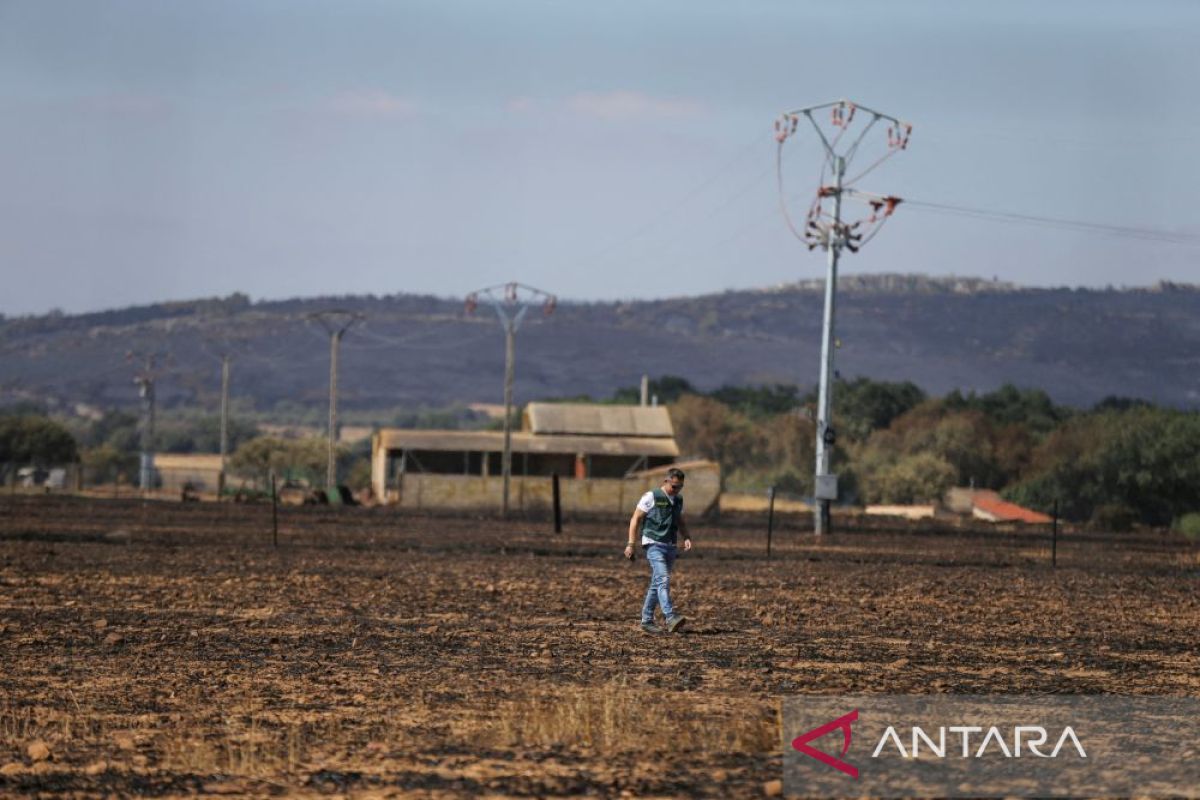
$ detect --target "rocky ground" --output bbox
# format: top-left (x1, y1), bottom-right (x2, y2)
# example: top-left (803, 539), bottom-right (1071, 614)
top-left (1, 495), bottom-right (1197, 797)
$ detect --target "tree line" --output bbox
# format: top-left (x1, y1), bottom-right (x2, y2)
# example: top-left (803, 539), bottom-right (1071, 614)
top-left (622, 376), bottom-right (1199, 532)
top-left (4, 378), bottom-right (1200, 531)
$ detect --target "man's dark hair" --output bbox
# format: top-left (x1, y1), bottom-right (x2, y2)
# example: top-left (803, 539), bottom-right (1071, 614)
top-left (665, 467), bottom-right (686, 482)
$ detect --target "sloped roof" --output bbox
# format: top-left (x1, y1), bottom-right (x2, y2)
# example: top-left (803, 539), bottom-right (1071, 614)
top-left (523, 402), bottom-right (674, 438)
top-left (374, 429), bottom-right (678, 458)
top-left (972, 490), bottom-right (1053, 524)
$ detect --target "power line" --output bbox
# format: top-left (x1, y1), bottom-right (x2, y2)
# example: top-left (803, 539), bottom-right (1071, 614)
top-left (901, 198), bottom-right (1200, 245)
top-left (569, 134), bottom-right (772, 268)
top-left (620, 163), bottom-right (775, 269)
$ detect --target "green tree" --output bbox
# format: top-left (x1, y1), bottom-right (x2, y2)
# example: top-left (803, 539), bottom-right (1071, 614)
top-left (670, 394), bottom-right (745, 469)
top-left (708, 383), bottom-right (802, 419)
top-left (763, 412), bottom-right (816, 494)
top-left (1006, 408), bottom-right (1200, 526)
top-left (944, 384), bottom-right (1070, 435)
top-left (1092, 396), bottom-right (1152, 413)
top-left (0, 415), bottom-right (79, 466)
top-left (229, 436), bottom-right (348, 487)
top-left (158, 423), bottom-right (197, 454)
top-left (612, 375), bottom-right (695, 405)
top-left (80, 445), bottom-right (137, 484)
top-left (187, 416), bottom-right (261, 453)
top-left (868, 452), bottom-right (957, 504)
top-left (84, 410), bottom-right (140, 452)
top-left (346, 458), bottom-right (373, 491)
top-left (851, 400), bottom-right (1036, 502)
top-left (829, 377), bottom-right (926, 441)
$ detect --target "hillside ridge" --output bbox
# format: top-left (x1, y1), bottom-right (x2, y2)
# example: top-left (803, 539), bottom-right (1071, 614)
top-left (2, 274), bottom-right (1198, 416)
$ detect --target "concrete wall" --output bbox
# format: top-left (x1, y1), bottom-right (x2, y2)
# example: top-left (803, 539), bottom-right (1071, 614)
top-left (156, 466), bottom-right (223, 493)
top-left (720, 492), bottom-right (812, 514)
top-left (865, 504), bottom-right (937, 520)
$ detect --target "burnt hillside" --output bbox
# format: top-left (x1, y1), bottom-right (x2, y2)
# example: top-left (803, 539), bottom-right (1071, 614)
top-left (2, 275), bottom-right (1198, 417)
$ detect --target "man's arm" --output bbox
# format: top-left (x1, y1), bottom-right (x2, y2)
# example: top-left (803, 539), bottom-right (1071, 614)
top-left (679, 514), bottom-right (693, 551)
top-left (625, 508), bottom-right (646, 558)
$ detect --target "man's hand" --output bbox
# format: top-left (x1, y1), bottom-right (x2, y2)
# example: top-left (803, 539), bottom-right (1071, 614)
top-left (623, 544), bottom-right (635, 560)
top-left (682, 538), bottom-right (693, 552)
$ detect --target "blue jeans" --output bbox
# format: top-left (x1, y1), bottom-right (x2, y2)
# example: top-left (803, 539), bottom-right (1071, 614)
top-left (641, 543), bottom-right (677, 623)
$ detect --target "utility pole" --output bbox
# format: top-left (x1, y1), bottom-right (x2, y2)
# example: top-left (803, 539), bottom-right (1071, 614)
top-left (813, 153), bottom-right (845, 537)
top-left (775, 99), bottom-right (911, 535)
top-left (219, 353), bottom-right (230, 495)
top-left (126, 351), bottom-right (167, 494)
top-left (465, 282), bottom-right (557, 517)
top-left (202, 331), bottom-right (242, 498)
top-left (307, 310), bottom-right (364, 491)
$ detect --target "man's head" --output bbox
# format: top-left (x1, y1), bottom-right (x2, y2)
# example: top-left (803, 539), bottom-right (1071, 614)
top-left (663, 467), bottom-right (686, 496)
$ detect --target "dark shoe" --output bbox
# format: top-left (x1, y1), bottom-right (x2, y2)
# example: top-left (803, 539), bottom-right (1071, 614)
top-left (665, 614), bottom-right (687, 633)
top-left (640, 621), bottom-right (664, 635)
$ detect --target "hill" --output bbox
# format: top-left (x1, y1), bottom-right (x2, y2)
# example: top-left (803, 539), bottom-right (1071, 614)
top-left (2, 275), bottom-right (1198, 419)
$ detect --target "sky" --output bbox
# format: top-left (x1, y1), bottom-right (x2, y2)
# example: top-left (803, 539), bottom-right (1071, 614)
top-left (1, 0), bottom-right (1198, 315)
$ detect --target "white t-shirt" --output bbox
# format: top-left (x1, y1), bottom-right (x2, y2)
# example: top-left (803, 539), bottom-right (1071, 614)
top-left (636, 490), bottom-right (677, 546)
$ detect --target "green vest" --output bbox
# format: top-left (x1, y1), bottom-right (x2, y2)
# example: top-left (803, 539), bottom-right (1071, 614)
top-left (641, 488), bottom-right (683, 544)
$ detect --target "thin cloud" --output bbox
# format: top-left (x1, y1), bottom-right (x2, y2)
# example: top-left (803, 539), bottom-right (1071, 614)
top-left (566, 90), bottom-right (703, 121)
top-left (506, 96), bottom-right (537, 113)
top-left (325, 89), bottom-right (418, 118)
top-left (82, 92), bottom-right (174, 118)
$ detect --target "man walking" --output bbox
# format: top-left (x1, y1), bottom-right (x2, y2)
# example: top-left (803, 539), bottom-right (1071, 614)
top-left (625, 468), bottom-right (693, 634)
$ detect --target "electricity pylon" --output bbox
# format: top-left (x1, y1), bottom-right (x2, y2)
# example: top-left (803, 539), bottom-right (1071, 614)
top-left (199, 342), bottom-right (233, 496)
top-left (775, 99), bottom-right (912, 535)
top-left (465, 283), bottom-right (557, 517)
top-left (126, 350), bottom-right (168, 493)
top-left (219, 351), bottom-right (230, 494)
top-left (307, 310), bottom-right (364, 491)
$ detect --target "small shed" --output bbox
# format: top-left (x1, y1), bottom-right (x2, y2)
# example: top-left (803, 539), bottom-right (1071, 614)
top-left (945, 487), bottom-right (1052, 524)
top-left (970, 490), bottom-right (1053, 524)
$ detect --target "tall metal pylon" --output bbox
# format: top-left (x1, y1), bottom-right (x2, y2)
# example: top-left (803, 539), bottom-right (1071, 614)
top-left (219, 352), bottom-right (230, 494)
top-left (307, 310), bottom-right (364, 491)
top-left (201, 332), bottom-right (244, 498)
top-left (126, 350), bottom-right (168, 493)
top-left (775, 99), bottom-right (912, 535)
top-left (465, 283), bottom-right (557, 517)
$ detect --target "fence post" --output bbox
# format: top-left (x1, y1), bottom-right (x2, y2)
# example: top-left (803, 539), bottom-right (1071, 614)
top-left (766, 486), bottom-right (776, 560)
top-left (271, 471), bottom-right (279, 548)
top-left (552, 472), bottom-right (562, 534)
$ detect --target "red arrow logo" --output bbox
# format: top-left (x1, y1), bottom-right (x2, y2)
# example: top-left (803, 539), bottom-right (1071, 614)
top-left (791, 709), bottom-right (859, 778)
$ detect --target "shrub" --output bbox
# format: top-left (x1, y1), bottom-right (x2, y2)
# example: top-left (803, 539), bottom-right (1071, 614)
top-left (1173, 512), bottom-right (1200, 541)
top-left (346, 458), bottom-right (372, 491)
top-left (1090, 504), bottom-right (1137, 533)
top-left (80, 445), bottom-right (137, 485)
top-left (870, 452), bottom-right (957, 505)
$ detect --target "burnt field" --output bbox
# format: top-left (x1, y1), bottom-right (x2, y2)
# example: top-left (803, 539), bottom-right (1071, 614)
top-left (1, 495), bottom-right (1197, 797)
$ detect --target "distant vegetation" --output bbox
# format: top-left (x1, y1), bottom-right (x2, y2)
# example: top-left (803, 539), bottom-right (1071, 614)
top-left (4, 350), bottom-right (1200, 530)
top-left (560, 375), bottom-right (1200, 532)
top-left (0, 412), bottom-right (78, 466)
top-left (5, 277), bottom-right (1198, 522)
